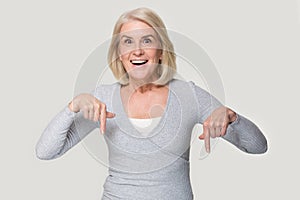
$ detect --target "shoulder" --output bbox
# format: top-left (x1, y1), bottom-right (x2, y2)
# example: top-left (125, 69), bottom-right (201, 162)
top-left (170, 78), bottom-right (221, 108)
top-left (91, 82), bottom-right (120, 99)
top-left (170, 78), bottom-right (207, 94)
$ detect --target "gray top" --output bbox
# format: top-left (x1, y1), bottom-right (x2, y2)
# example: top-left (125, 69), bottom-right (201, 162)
top-left (36, 78), bottom-right (267, 200)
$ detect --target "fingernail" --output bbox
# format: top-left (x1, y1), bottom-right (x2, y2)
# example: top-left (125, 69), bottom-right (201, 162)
top-left (101, 129), bottom-right (104, 134)
top-left (206, 148), bottom-right (210, 153)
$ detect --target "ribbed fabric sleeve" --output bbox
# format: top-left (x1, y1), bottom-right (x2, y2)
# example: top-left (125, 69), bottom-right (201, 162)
top-left (35, 104), bottom-right (98, 160)
top-left (36, 79), bottom-right (267, 199)
top-left (188, 81), bottom-right (267, 154)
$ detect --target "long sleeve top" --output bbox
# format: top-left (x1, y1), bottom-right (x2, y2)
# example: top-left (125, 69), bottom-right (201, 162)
top-left (36, 78), bottom-right (267, 200)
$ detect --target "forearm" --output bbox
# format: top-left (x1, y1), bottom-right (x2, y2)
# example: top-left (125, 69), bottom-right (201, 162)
top-left (222, 114), bottom-right (268, 154)
top-left (35, 105), bottom-right (97, 160)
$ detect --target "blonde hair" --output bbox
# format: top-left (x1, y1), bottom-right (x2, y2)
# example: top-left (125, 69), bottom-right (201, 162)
top-left (107, 7), bottom-right (176, 85)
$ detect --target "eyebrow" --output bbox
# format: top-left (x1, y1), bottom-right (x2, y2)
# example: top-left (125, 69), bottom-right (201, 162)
top-left (120, 35), bottom-right (133, 39)
top-left (120, 34), bottom-right (156, 40)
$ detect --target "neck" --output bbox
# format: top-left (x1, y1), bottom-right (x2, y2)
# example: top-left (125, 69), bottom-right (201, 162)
top-left (126, 77), bottom-right (160, 94)
top-left (127, 82), bottom-right (160, 94)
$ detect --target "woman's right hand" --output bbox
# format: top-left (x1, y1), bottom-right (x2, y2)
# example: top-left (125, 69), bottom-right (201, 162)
top-left (68, 93), bottom-right (115, 134)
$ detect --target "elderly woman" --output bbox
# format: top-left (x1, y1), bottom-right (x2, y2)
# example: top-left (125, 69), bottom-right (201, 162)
top-left (36, 7), bottom-right (267, 200)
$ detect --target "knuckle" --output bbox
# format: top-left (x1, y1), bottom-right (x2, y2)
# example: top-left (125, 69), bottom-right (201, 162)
top-left (83, 105), bottom-right (89, 111)
top-left (220, 121), bottom-right (226, 128)
top-left (215, 122), bottom-right (221, 127)
top-left (94, 103), bottom-right (100, 109)
top-left (88, 104), bottom-right (94, 110)
top-left (203, 121), bottom-right (210, 127)
top-left (222, 122), bottom-right (227, 128)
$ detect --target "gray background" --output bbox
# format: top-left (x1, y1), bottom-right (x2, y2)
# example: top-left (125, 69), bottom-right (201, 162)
top-left (1, 0), bottom-right (299, 199)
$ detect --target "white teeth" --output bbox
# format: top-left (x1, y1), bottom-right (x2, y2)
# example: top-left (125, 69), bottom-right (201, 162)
top-left (130, 60), bottom-right (148, 65)
top-left (131, 60), bottom-right (147, 64)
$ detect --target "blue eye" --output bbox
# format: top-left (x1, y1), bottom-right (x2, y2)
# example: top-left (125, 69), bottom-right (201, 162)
top-left (124, 39), bottom-right (133, 44)
top-left (143, 38), bottom-right (152, 44)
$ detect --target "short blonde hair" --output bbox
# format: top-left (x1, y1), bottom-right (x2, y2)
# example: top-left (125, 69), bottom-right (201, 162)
top-left (107, 7), bottom-right (176, 85)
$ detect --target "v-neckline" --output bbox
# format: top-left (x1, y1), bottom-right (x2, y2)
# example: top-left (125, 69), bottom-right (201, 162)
top-left (112, 79), bottom-right (173, 138)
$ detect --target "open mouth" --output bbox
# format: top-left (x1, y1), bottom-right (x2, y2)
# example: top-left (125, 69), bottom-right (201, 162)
top-left (130, 60), bottom-right (148, 66)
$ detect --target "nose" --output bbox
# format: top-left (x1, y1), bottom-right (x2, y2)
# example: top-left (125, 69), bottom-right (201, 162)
top-left (132, 45), bottom-right (144, 56)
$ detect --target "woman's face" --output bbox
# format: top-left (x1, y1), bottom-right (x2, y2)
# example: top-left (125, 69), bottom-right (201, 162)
top-left (118, 20), bottom-right (162, 83)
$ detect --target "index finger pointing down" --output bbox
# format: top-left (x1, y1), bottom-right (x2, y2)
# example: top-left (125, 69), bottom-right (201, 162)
top-left (204, 126), bottom-right (211, 153)
top-left (100, 105), bottom-right (107, 134)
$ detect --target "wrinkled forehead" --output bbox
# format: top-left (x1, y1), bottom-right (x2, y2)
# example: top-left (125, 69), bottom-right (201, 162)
top-left (119, 27), bottom-right (159, 39)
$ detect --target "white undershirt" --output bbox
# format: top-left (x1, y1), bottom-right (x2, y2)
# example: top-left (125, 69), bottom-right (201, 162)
top-left (129, 117), bottom-right (161, 136)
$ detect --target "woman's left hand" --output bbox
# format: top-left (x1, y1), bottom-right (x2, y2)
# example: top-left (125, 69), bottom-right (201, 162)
top-left (199, 106), bottom-right (237, 153)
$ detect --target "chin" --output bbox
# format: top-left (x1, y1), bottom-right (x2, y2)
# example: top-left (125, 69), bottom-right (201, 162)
top-left (127, 65), bottom-right (157, 82)
top-left (129, 74), bottom-right (152, 82)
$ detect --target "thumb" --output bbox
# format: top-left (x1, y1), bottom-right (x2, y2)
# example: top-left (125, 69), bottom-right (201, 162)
top-left (106, 111), bottom-right (116, 118)
top-left (199, 133), bottom-right (205, 140)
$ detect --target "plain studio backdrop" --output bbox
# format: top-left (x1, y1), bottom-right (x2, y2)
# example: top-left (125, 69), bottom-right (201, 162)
top-left (1, 0), bottom-right (299, 199)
